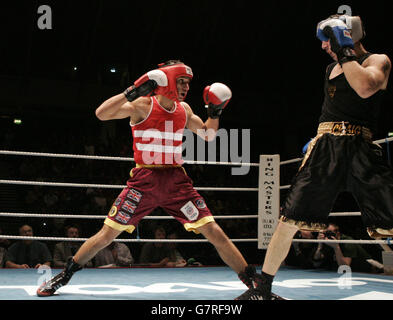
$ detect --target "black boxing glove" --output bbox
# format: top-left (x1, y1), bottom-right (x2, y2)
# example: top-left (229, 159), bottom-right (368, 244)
top-left (124, 69), bottom-right (169, 102)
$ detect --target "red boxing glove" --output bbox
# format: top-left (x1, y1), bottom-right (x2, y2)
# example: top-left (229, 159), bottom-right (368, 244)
top-left (203, 83), bottom-right (232, 119)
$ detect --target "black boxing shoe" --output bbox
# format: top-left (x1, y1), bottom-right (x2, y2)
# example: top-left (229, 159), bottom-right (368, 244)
top-left (270, 292), bottom-right (286, 300)
top-left (237, 265), bottom-right (257, 289)
top-left (36, 257), bottom-right (82, 297)
top-left (236, 289), bottom-right (286, 300)
top-left (236, 266), bottom-right (278, 300)
top-left (235, 278), bottom-right (271, 300)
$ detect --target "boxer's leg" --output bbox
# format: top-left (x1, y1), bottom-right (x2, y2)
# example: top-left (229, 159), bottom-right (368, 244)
top-left (73, 224), bottom-right (122, 265)
top-left (235, 219), bottom-right (299, 300)
top-left (37, 224), bottom-right (122, 297)
top-left (349, 139), bottom-right (393, 237)
top-left (197, 221), bottom-right (247, 274)
top-left (197, 222), bottom-right (274, 294)
top-left (262, 220), bottom-right (300, 276)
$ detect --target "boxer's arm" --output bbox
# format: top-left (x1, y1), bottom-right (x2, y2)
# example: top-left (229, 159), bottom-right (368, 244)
top-left (342, 54), bottom-right (391, 98)
top-left (183, 103), bottom-right (218, 142)
top-left (5, 261), bottom-right (29, 268)
top-left (95, 95), bottom-right (149, 121)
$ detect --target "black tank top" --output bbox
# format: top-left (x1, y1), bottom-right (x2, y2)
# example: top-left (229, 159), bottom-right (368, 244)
top-left (319, 53), bottom-right (384, 133)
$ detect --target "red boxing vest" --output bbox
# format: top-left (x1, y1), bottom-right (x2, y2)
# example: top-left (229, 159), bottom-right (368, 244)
top-left (131, 97), bottom-right (187, 165)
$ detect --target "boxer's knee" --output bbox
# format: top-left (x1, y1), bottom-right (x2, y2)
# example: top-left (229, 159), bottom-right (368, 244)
top-left (95, 224), bottom-right (122, 247)
top-left (198, 222), bottom-right (230, 247)
top-left (279, 216), bottom-right (301, 232)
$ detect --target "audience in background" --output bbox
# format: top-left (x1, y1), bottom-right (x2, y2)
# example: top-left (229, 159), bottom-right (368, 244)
top-left (285, 230), bottom-right (319, 269)
top-left (5, 225), bottom-right (52, 269)
top-left (312, 223), bottom-right (384, 273)
top-left (0, 227), bottom-right (9, 268)
top-left (94, 241), bottom-right (134, 268)
top-left (138, 226), bottom-right (176, 267)
top-left (166, 231), bottom-right (200, 267)
top-left (0, 123), bottom-right (388, 271)
top-left (53, 224), bottom-right (93, 268)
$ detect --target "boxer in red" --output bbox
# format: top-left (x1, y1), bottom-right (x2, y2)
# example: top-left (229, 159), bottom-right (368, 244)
top-left (37, 60), bottom-right (265, 297)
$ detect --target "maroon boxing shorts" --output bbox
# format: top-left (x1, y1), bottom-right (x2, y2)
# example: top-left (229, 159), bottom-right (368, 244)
top-left (104, 165), bottom-right (215, 234)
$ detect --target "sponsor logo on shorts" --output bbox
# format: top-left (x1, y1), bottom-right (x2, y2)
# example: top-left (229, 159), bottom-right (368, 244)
top-left (121, 200), bottom-right (137, 214)
top-left (180, 201), bottom-right (199, 221)
top-left (127, 189), bottom-right (142, 203)
top-left (114, 197), bottom-right (122, 206)
top-left (108, 206), bottom-right (117, 217)
top-left (195, 199), bottom-right (206, 209)
top-left (115, 211), bottom-right (131, 224)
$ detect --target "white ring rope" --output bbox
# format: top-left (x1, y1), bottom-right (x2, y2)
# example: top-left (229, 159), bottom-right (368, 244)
top-left (0, 212), bottom-right (360, 219)
top-left (1, 137), bottom-right (391, 247)
top-left (0, 150), bottom-right (259, 167)
top-left (2, 134), bottom-right (392, 166)
top-left (0, 150), bottom-right (134, 162)
top-left (280, 158), bottom-right (303, 165)
top-left (0, 235), bottom-right (389, 245)
top-left (373, 136), bottom-right (393, 144)
top-left (0, 235), bottom-right (256, 243)
top-left (0, 212), bottom-right (258, 220)
top-left (0, 179), bottom-right (258, 192)
top-left (329, 212), bottom-right (361, 217)
top-left (292, 239), bottom-right (392, 245)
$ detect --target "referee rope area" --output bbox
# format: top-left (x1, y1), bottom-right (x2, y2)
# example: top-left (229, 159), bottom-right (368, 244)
top-left (0, 135), bottom-right (392, 247)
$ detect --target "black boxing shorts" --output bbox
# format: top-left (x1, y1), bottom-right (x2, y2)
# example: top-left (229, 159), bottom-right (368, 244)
top-left (281, 122), bottom-right (393, 238)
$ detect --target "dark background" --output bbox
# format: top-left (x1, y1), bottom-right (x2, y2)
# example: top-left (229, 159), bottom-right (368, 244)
top-left (1, 0), bottom-right (392, 161)
top-left (0, 1), bottom-right (392, 265)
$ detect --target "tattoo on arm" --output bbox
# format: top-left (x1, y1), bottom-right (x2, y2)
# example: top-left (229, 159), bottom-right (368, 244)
top-left (382, 59), bottom-right (391, 74)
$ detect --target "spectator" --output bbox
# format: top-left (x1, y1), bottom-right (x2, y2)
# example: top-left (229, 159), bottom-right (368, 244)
top-left (94, 241), bottom-right (134, 268)
top-left (312, 223), bottom-right (383, 273)
top-left (285, 230), bottom-right (319, 269)
top-left (0, 246), bottom-right (6, 268)
top-left (167, 231), bottom-right (202, 267)
top-left (138, 226), bottom-right (175, 267)
top-left (0, 227), bottom-right (10, 268)
top-left (0, 227), bottom-right (10, 249)
top-left (166, 231), bottom-right (187, 267)
top-left (53, 224), bottom-right (93, 268)
top-left (5, 224), bottom-right (52, 269)
top-left (43, 191), bottom-right (59, 210)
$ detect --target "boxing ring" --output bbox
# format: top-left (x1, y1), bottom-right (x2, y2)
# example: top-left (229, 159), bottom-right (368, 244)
top-left (1, 137), bottom-right (393, 301)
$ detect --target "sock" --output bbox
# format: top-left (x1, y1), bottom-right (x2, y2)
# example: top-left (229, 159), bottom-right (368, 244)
top-left (261, 271), bottom-right (274, 285)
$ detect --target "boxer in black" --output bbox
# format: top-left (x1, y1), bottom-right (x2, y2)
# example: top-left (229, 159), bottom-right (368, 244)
top-left (237, 14), bottom-right (392, 300)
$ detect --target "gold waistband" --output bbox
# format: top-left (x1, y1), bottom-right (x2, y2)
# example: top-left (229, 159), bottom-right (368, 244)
top-left (318, 122), bottom-right (372, 140)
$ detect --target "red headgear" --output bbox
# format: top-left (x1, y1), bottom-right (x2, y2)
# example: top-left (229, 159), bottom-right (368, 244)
top-left (154, 62), bottom-right (193, 102)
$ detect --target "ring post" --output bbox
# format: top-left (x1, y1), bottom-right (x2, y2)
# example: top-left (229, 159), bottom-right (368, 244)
top-left (258, 154), bottom-right (280, 249)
